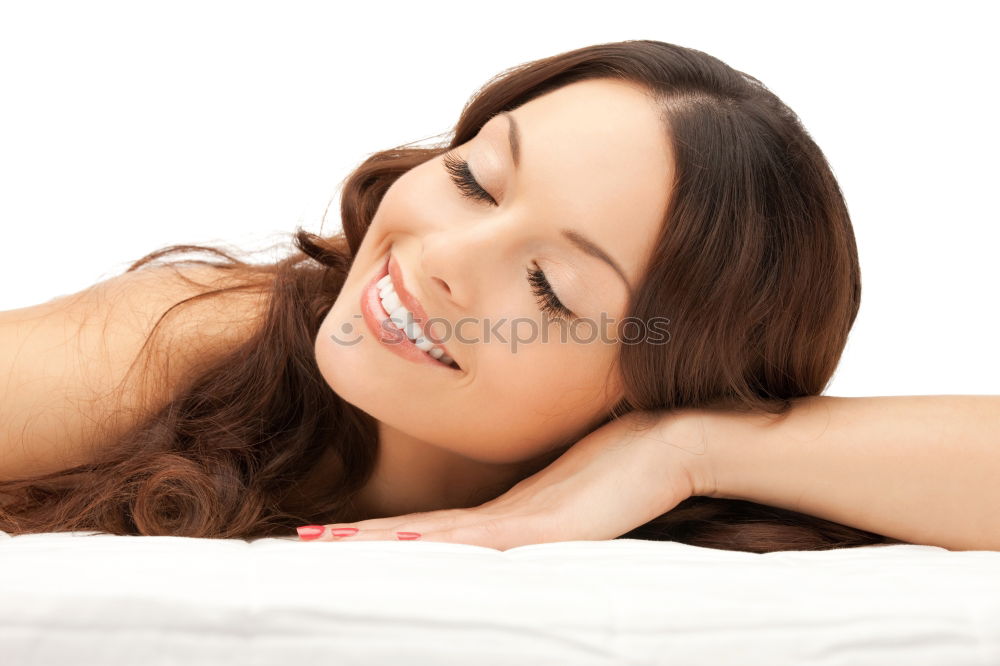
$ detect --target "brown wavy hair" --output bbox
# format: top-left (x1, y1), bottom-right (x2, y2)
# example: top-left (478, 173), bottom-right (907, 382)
top-left (0, 39), bottom-right (906, 553)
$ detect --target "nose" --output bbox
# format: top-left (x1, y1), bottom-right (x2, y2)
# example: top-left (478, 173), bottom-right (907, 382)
top-left (419, 222), bottom-right (504, 309)
top-left (431, 275), bottom-right (452, 298)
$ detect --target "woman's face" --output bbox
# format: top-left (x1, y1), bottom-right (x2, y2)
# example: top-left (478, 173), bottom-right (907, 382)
top-left (316, 78), bottom-right (674, 465)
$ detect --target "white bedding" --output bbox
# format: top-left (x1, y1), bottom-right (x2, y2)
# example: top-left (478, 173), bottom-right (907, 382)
top-left (2, 530), bottom-right (999, 665)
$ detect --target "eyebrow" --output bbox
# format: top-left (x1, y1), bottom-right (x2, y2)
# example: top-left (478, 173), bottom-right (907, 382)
top-left (560, 228), bottom-right (632, 293)
top-left (498, 111), bottom-right (632, 294)
top-left (500, 110), bottom-right (521, 169)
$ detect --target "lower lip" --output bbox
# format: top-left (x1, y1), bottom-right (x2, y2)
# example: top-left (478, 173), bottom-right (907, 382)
top-left (360, 254), bottom-right (458, 371)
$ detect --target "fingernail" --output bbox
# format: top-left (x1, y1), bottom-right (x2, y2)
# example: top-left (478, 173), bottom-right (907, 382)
top-left (297, 525), bottom-right (326, 540)
top-left (331, 527), bottom-right (359, 538)
top-left (396, 532), bottom-right (421, 540)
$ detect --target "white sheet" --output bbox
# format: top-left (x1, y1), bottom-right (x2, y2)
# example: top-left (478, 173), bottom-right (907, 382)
top-left (2, 530), bottom-right (999, 665)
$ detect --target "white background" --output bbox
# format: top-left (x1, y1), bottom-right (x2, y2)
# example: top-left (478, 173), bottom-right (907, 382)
top-left (0, 0), bottom-right (996, 397)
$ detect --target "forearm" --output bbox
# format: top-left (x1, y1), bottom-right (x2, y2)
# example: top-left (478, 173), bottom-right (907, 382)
top-left (685, 395), bottom-right (1000, 551)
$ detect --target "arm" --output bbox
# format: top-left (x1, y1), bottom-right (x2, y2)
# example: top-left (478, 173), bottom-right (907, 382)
top-left (297, 410), bottom-right (701, 547)
top-left (684, 395), bottom-right (1000, 551)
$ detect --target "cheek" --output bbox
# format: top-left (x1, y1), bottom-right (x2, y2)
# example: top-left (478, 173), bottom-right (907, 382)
top-left (492, 332), bottom-right (620, 406)
top-left (372, 162), bottom-right (449, 229)
top-left (313, 310), bottom-right (357, 398)
top-left (452, 342), bottom-right (620, 462)
top-left (312, 300), bottom-right (380, 412)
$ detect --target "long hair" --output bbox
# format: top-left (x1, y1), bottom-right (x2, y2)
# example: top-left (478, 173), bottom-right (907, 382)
top-left (0, 40), bottom-right (905, 553)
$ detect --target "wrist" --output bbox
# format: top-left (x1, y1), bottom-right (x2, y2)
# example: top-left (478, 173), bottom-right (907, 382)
top-left (636, 409), bottom-right (721, 500)
top-left (663, 405), bottom-right (796, 501)
top-left (654, 410), bottom-right (719, 498)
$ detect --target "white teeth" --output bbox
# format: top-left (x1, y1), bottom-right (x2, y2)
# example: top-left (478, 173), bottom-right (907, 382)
top-left (380, 290), bottom-right (401, 313)
top-left (377, 274), bottom-right (456, 368)
top-left (388, 305), bottom-right (412, 330)
top-left (403, 321), bottom-right (421, 341)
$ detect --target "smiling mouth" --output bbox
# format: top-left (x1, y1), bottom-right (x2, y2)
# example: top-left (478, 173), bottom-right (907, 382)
top-left (374, 283), bottom-right (461, 370)
top-left (361, 254), bottom-right (462, 371)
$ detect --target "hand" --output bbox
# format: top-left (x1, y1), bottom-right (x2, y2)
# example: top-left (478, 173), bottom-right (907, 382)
top-left (297, 410), bottom-right (708, 550)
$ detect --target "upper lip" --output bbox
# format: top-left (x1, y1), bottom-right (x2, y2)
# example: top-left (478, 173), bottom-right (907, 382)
top-left (387, 254), bottom-right (459, 367)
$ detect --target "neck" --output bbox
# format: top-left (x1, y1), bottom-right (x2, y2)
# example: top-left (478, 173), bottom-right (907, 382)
top-left (352, 420), bottom-right (564, 520)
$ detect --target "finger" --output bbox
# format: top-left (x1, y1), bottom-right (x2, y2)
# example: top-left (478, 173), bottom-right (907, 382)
top-left (330, 527), bottom-right (460, 544)
top-left (436, 513), bottom-right (550, 550)
top-left (303, 523), bottom-right (397, 541)
top-left (309, 522), bottom-right (497, 547)
top-left (302, 509), bottom-right (463, 542)
top-left (323, 528), bottom-right (411, 542)
top-left (297, 515), bottom-right (423, 541)
top-left (357, 517), bottom-right (531, 550)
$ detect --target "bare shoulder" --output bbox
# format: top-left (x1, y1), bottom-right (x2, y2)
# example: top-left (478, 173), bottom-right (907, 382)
top-left (85, 263), bottom-right (272, 362)
top-left (0, 263), bottom-right (272, 481)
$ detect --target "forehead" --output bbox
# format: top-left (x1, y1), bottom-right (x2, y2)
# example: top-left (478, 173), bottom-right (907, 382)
top-left (488, 79), bottom-right (674, 288)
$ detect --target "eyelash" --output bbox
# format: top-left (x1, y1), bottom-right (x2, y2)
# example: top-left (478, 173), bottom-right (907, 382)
top-left (526, 263), bottom-right (574, 320)
top-left (442, 152), bottom-right (497, 205)
top-left (442, 152), bottom-right (574, 320)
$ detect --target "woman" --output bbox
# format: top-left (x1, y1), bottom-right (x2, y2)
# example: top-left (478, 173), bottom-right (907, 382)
top-left (0, 40), bottom-right (996, 553)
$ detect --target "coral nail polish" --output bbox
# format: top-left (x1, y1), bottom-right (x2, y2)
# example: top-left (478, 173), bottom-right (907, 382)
top-left (396, 532), bottom-right (421, 540)
top-left (297, 525), bottom-right (326, 540)
top-left (331, 528), bottom-right (359, 537)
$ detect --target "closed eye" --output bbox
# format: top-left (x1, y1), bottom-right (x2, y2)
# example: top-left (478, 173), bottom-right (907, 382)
top-left (441, 151), bottom-right (575, 321)
top-left (442, 152), bottom-right (498, 207)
